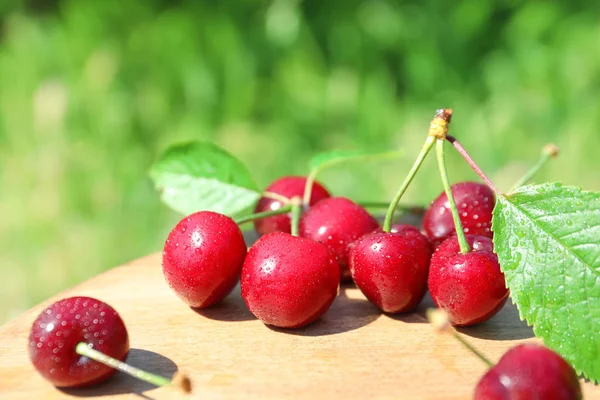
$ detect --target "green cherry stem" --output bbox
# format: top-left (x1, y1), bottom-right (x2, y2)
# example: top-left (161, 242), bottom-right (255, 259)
top-left (75, 343), bottom-right (191, 392)
top-left (509, 143), bottom-right (559, 193)
top-left (435, 139), bottom-right (470, 254)
top-left (382, 137), bottom-right (435, 232)
top-left (302, 171), bottom-right (318, 209)
top-left (427, 309), bottom-right (493, 367)
top-left (382, 108), bottom-right (452, 232)
top-left (446, 135), bottom-right (503, 197)
top-left (234, 205), bottom-right (292, 225)
top-left (290, 197), bottom-right (302, 237)
top-left (262, 191), bottom-right (291, 204)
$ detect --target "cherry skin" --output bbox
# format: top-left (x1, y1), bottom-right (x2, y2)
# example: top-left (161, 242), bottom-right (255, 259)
top-left (163, 211), bottom-right (247, 308)
top-left (474, 343), bottom-right (582, 400)
top-left (28, 296), bottom-right (129, 388)
top-left (299, 197), bottom-right (379, 280)
top-left (428, 235), bottom-right (508, 326)
top-left (253, 176), bottom-right (331, 235)
top-left (349, 224), bottom-right (433, 313)
top-left (422, 181), bottom-right (495, 246)
top-left (241, 232), bottom-right (340, 328)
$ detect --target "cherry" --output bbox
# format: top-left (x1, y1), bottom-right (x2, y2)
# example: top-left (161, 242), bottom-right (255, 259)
top-left (28, 296), bottom-right (129, 388)
top-left (253, 176), bottom-right (331, 235)
top-left (163, 211), bottom-right (247, 308)
top-left (427, 235), bottom-right (508, 326)
top-left (299, 197), bottom-right (379, 280)
top-left (241, 232), bottom-right (340, 328)
top-left (474, 344), bottom-right (582, 399)
top-left (349, 224), bottom-right (432, 313)
top-left (422, 181), bottom-right (495, 246)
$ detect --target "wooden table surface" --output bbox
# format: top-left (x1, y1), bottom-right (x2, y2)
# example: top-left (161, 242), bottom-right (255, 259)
top-left (1, 252), bottom-right (598, 399)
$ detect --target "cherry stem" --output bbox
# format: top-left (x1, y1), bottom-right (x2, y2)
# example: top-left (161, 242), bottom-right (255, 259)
top-left (435, 139), bottom-right (471, 254)
top-left (509, 143), bottom-right (559, 194)
top-left (450, 331), bottom-right (494, 367)
top-left (426, 309), bottom-right (494, 367)
top-left (290, 197), bottom-right (302, 236)
top-left (382, 136), bottom-right (436, 232)
top-left (75, 343), bottom-right (191, 392)
top-left (262, 191), bottom-right (291, 204)
top-left (446, 135), bottom-right (504, 197)
top-left (234, 205), bottom-right (292, 225)
top-left (302, 170), bottom-right (318, 209)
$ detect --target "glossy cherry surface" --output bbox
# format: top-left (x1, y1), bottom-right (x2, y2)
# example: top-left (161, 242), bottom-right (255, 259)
top-left (241, 232), bottom-right (340, 328)
top-left (423, 181), bottom-right (495, 246)
top-left (428, 235), bottom-right (508, 326)
top-left (163, 211), bottom-right (247, 308)
top-left (253, 176), bottom-right (330, 235)
top-left (299, 197), bottom-right (379, 280)
top-left (349, 224), bottom-right (432, 313)
top-left (28, 296), bottom-right (129, 388)
top-left (474, 344), bottom-right (582, 400)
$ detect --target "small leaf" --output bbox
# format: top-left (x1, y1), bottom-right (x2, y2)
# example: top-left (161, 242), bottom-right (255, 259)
top-left (309, 149), bottom-right (402, 173)
top-left (150, 141), bottom-right (260, 217)
top-left (492, 183), bottom-right (600, 382)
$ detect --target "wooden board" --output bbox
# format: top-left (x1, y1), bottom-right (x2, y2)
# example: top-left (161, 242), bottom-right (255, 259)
top-left (0, 252), bottom-right (598, 399)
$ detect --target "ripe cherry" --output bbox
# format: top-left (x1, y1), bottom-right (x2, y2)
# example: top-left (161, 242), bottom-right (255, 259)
top-left (428, 235), bottom-right (508, 326)
top-left (475, 344), bottom-right (582, 399)
top-left (28, 296), bottom-right (129, 388)
top-left (253, 176), bottom-right (330, 235)
top-left (163, 211), bottom-right (247, 308)
top-left (349, 224), bottom-right (432, 313)
top-left (299, 197), bottom-right (379, 280)
top-left (423, 181), bottom-right (495, 246)
top-left (241, 232), bottom-right (340, 328)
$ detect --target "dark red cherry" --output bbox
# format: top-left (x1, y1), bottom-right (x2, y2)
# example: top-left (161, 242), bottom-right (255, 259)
top-left (349, 224), bottom-right (432, 313)
top-left (241, 232), bottom-right (340, 328)
top-left (163, 211), bottom-right (247, 308)
top-left (299, 197), bottom-right (379, 280)
top-left (423, 182), bottom-right (495, 246)
top-left (475, 344), bottom-right (582, 399)
top-left (253, 176), bottom-right (330, 235)
top-left (428, 235), bottom-right (508, 326)
top-left (28, 296), bottom-right (129, 388)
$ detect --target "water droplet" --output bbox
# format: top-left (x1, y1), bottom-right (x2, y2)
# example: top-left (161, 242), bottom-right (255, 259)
top-left (179, 225), bottom-right (187, 233)
top-left (566, 220), bottom-right (573, 226)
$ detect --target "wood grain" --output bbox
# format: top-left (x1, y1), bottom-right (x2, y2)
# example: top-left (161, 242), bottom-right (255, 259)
top-left (0, 252), bottom-right (598, 399)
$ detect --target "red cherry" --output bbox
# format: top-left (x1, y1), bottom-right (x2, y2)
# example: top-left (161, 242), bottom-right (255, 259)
top-left (299, 197), bottom-right (379, 280)
top-left (253, 176), bottom-right (330, 235)
top-left (241, 232), bottom-right (340, 328)
top-left (28, 296), bottom-right (129, 388)
top-left (428, 235), bottom-right (508, 326)
top-left (475, 344), bottom-right (582, 399)
top-left (349, 224), bottom-right (432, 313)
top-left (423, 182), bottom-right (495, 246)
top-left (163, 211), bottom-right (247, 308)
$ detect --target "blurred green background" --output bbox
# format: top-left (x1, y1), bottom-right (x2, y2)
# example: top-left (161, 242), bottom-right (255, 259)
top-left (1, 0), bottom-right (599, 324)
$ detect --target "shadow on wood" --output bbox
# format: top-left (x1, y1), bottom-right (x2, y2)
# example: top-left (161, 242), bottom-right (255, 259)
top-left (457, 301), bottom-right (535, 341)
top-left (58, 349), bottom-right (178, 399)
top-left (266, 286), bottom-right (381, 337)
top-left (192, 285), bottom-right (256, 322)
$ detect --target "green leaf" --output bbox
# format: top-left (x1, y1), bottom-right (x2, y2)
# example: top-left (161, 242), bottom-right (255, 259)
top-left (149, 141), bottom-right (260, 217)
top-left (309, 149), bottom-right (402, 173)
top-left (492, 183), bottom-right (600, 382)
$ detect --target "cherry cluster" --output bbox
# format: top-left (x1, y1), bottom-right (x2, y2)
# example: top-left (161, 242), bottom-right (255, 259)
top-left (162, 177), bottom-right (505, 328)
top-left (25, 110), bottom-right (582, 399)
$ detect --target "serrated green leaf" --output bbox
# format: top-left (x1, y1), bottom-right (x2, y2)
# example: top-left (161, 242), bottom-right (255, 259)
top-left (308, 149), bottom-right (402, 173)
top-left (149, 141), bottom-right (260, 217)
top-left (492, 183), bottom-right (600, 382)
